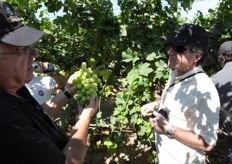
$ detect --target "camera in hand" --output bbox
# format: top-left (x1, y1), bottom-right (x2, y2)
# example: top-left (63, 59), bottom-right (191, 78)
top-left (32, 63), bottom-right (55, 73)
top-left (149, 108), bottom-right (168, 120)
top-left (42, 64), bottom-right (55, 73)
top-left (158, 108), bottom-right (168, 120)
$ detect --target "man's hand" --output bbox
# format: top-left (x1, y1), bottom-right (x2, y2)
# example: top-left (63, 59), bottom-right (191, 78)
top-left (34, 62), bottom-right (55, 73)
top-left (141, 101), bottom-right (160, 117)
top-left (63, 73), bottom-right (77, 96)
top-left (76, 96), bottom-right (99, 121)
top-left (149, 111), bottom-right (170, 134)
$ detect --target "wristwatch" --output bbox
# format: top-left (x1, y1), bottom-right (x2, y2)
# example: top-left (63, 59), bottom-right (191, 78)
top-left (165, 125), bottom-right (175, 138)
top-left (62, 88), bottom-right (73, 99)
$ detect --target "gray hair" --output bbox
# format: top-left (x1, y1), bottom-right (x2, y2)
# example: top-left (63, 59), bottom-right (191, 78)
top-left (191, 47), bottom-right (206, 66)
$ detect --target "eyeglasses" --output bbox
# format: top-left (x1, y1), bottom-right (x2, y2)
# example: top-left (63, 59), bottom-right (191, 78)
top-left (1, 46), bottom-right (34, 56)
top-left (172, 46), bottom-right (193, 54)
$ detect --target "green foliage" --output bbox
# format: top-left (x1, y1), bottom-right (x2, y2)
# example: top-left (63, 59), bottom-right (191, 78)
top-left (109, 48), bottom-right (169, 150)
top-left (103, 138), bottom-right (118, 154)
top-left (7, 0), bottom-right (230, 163)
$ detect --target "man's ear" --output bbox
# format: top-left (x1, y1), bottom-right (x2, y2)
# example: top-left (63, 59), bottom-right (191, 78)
top-left (194, 53), bottom-right (202, 62)
top-left (218, 55), bottom-right (226, 66)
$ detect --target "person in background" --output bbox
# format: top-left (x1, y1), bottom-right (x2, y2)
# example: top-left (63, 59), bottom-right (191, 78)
top-left (26, 61), bottom-right (67, 105)
top-left (211, 41), bottom-right (232, 164)
top-left (26, 61), bottom-right (70, 119)
top-left (141, 23), bottom-right (220, 164)
top-left (0, 1), bottom-right (98, 164)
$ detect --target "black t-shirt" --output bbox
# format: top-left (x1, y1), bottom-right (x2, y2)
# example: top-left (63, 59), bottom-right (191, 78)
top-left (0, 86), bottom-right (68, 164)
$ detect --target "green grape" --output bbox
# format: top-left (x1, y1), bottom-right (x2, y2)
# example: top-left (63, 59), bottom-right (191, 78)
top-left (81, 62), bottom-right (87, 69)
top-left (75, 76), bottom-right (82, 83)
top-left (85, 78), bottom-right (90, 84)
top-left (81, 88), bottom-right (86, 93)
top-left (72, 80), bottom-right (78, 85)
top-left (72, 62), bottom-right (101, 105)
top-left (90, 77), bottom-right (95, 83)
top-left (80, 96), bottom-right (86, 104)
top-left (93, 74), bottom-right (98, 79)
top-left (84, 84), bottom-right (90, 89)
top-left (78, 92), bottom-right (83, 98)
top-left (86, 96), bottom-right (91, 102)
top-left (89, 88), bottom-right (96, 94)
top-left (77, 69), bottom-right (83, 76)
top-left (81, 96), bottom-right (86, 101)
top-left (92, 83), bottom-right (98, 88)
top-left (81, 79), bottom-right (86, 85)
top-left (88, 68), bottom-right (93, 74)
top-left (75, 83), bottom-right (82, 89)
top-left (82, 72), bottom-right (88, 77)
top-left (97, 78), bottom-right (101, 84)
top-left (86, 90), bottom-right (91, 95)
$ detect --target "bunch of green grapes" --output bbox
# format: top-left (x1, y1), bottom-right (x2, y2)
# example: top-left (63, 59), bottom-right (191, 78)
top-left (72, 62), bottom-right (101, 105)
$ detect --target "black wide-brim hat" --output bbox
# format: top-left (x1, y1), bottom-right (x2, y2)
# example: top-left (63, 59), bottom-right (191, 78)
top-left (0, 1), bottom-right (44, 46)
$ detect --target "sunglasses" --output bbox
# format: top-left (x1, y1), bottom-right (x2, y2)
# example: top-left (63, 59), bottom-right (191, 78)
top-left (172, 46), bottom-right (193, 54)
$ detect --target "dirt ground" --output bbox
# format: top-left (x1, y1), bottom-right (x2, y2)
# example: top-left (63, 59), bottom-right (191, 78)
top-left (84, 143), bottom-right (153, 164)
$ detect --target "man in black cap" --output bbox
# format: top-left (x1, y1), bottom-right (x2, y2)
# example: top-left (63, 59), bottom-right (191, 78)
top-left (0, 1), bottom-right (99, 164)
top-left (211, 41), bottom-right (232, 164)
top-left (141, 23), bottom-right (220, 163)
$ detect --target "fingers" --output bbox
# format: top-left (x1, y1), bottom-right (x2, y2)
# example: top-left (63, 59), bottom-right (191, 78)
top-left (81, 96), bottom-right (99, 111)
top-left (39, 62), bottom-right (48, 69)
top-left (35, 62), bottom-right (50, 73)
top-left (152, 111), bottom-right (159, 117)
top-left (147, 111), bottom-right (161, 125)
top-left (64, 74), bottom-right (77, 94)
top-left (76, 96), bottom-right (99, 120)
top-left (148, 111), bottom-right (169, 134)
top-left (76, 101), bottom-right (83, 113)
top-left (146, 111), bottom-right (159, 120)
top-left (88, 96), bottom-right (99, 109)
top-left (141, 104), bottom-right (155, 117)
top-left (67, 74), bottom-right (75, 85)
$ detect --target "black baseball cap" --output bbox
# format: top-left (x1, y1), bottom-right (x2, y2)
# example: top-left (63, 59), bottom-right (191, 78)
top-left (218, 41), bottom-right (232, 55)
top-left (0, 1), bottom-right (44, 46)
top-left (162, 23), bottom-right (209, 55)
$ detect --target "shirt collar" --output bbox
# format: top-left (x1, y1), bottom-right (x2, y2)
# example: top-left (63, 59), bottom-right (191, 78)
top-left (173, 65), bottom-right (204, 80)
top-left (168, 65), bottom-right (204, 86)
top-left (0, 86), bottom-right (31, 103)
top-left (223, 61), bottom-right (232, 69)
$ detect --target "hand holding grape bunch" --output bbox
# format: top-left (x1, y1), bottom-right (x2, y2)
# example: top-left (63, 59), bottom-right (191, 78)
top-left (72, 62), bottom-right (101, 105)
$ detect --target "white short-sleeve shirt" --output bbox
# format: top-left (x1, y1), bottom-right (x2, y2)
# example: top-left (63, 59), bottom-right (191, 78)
top-left (25, 76), bottom-right (56, 105)
top-left (156, 66), bottom-right (220, 164)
